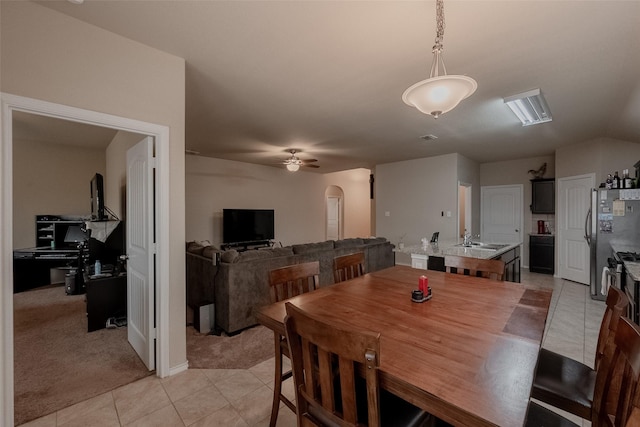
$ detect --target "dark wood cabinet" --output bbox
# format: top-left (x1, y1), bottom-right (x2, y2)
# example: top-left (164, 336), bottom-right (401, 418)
top-left (531, 179), bottom-right (555, 214)
top-left (494, 246), bottom-right (521, 283)
top-left (530, 235), bottom-right (554, 274)
top-left (86, 274), bottom-right (127, 332)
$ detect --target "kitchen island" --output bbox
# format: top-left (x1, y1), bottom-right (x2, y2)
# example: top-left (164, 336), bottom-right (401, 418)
top-left (396, 240), bottom-right (522, 283)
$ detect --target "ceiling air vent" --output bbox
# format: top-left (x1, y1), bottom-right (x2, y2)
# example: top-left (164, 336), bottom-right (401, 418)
top-left (419, 134), bottom-right (438, 141)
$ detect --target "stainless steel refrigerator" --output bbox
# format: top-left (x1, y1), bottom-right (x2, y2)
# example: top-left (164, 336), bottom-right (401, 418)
top-left (588, 188), bottom-right (640, 300)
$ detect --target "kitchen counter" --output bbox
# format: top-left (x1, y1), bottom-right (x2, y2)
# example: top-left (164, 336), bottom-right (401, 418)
top-left (611, 243), bottom-right (640, 282)
top-left (395, 239), bottom-right (522, 282)
top-left (396, 240), bottom-right (521, 260)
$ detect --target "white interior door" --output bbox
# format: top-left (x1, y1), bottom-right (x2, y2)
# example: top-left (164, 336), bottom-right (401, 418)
top-left (481, 185), bottom-right (523, 244)
top-left (326, 196), bottom-right (340, 240)
top-left (558, 174), bottom-right (594, 284)
top-left (126, 136), bottom-right (155, 370)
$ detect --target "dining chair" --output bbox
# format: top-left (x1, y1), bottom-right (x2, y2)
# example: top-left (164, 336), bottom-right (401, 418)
top-left (333, 252), bottom-right (365, 283)
top-left (527, 315), bottom-right (640, 427)
top-left (443, 255), bottom-right (505, 281)
top-left (267, 261), bottom-right (320, 427)
top-left (283, 301), bottom-right (431, 427)
top-left (531, 286), bottom-right (629, 420)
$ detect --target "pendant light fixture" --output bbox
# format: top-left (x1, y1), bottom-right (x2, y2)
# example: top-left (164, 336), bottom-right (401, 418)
top-left (402, 0), bottom-right (477, 118)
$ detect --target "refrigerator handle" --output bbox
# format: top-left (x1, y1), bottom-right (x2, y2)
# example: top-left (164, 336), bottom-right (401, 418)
top-left (584, 207), bottom-right (592, 244)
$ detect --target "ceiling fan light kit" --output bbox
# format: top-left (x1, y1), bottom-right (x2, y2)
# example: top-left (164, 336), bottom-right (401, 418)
top-left (282, 149), bottom-right (318, 172)
top-left (402, 0), bottom-right (477, 118)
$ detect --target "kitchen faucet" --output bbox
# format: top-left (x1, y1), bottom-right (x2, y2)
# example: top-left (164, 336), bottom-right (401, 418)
top-left (463, 229), bottom-right (472, 247)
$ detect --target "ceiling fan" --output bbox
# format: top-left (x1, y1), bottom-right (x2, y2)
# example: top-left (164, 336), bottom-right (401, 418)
top-left (282, 149), bottom-right (319, 171)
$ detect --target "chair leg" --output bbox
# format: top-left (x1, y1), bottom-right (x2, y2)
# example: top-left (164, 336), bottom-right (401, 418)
top-left (270, 333), bottom-right (284, 427)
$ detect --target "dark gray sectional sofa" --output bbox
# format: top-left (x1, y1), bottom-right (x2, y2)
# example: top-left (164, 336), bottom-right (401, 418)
top-left (186, 237), bottom-right (395, 334)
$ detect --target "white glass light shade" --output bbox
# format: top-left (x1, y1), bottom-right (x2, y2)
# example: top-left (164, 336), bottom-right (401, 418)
top-left (286, 163), bottom-right (300, 172)
top-left (402, 75), bottom-right (477, 118)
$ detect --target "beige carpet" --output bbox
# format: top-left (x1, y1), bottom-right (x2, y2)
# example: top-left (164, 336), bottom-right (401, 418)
top-left (13, 286), bottom-right (152, 426)
top-left (186, 324), bottom-right (274, 369)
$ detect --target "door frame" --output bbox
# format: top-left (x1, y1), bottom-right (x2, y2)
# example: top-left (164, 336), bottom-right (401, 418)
top-left (1, 93), bottom-right (171, 424)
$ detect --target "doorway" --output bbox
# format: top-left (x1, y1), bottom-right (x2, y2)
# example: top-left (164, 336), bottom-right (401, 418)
top-left (1, 93), bottom-right (172, 424)
top-left (325, 186), bottom-right (344, 241)
top-left (458, 183), bottom-right (472, 238)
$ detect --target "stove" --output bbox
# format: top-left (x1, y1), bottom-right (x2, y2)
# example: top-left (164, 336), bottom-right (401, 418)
top-left (614, 251), bottom-right (640, 324)
top-left (617, 252), bottom-right (640, 263)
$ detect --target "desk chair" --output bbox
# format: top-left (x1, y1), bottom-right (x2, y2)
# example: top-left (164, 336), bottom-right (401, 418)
top-left (267, 261), bottom-right (320, 427)
top-left (444, 255), bottom-right (505, 281)
top-left (527, 316), bottom-right (640, 427)
top-left (531, 285), bottom-right (629, 419)
top-left (333, 252), bottom-right (365, 283)
top-left (284, 302), bottom-right (431, 427)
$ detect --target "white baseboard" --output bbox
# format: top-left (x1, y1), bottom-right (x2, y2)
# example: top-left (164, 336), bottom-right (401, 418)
top-left (168, 360), bottom-right (189, 377)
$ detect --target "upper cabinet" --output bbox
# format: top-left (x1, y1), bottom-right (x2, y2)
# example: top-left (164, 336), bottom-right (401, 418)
top-left (531, 178), bottom-right (555, 214)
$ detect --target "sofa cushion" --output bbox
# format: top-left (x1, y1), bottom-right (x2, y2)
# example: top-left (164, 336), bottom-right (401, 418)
top-left (363, 237), bottom-right (387, 245)
top-left (221, 250), bottom-right (240, 263)
top-left (235, 249), bottom-right (276, 263)
top-left (186, 241), bottom-right (211, 255)
top-left (334, 238), bottom-right (364, 248)
top-left (292, 241), bottom-right (335, 254)
top-left (201, 246), bottom-right (221, 259)
top-left (269, 247), bottom-right (295, 257)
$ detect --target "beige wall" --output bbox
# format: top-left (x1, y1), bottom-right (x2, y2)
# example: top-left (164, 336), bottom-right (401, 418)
top-left (375, 153), bottom-right (463, 265)
top-left (2, 2), bottom-right (187, 368)
top-left (185, 155), bottom-right (371, 246)
top-left (12, 139), bottom-right (105, 249)
top-left (556, 137), bottom-right (640, 183)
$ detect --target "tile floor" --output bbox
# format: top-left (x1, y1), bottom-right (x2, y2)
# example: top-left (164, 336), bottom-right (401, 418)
top-left (19, 269), bottom-right (604, 427)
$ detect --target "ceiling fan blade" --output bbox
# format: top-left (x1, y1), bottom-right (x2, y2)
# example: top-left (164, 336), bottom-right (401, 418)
top-left (301, 159), bottom-right (318, 163)
top-left (304, 164), bottom-right (320, 168)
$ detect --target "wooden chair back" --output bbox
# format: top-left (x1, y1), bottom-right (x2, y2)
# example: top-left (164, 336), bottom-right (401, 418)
top-left (333, 252), bottom-right (365, 283)
top-left (592, 316), bottom-right (640, 427)
top-left (284, 301), bottom-right (382, 427)
top-left (595, 286), bottom-right (629, 370)
top-left (268, 261), bottom-right (320, 303)
top-left (444, 255), bottom-right (505, 281)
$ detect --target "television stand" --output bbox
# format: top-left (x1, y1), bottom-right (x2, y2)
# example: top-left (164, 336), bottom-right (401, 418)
top-left (221, 240), bottom-right (273, 252)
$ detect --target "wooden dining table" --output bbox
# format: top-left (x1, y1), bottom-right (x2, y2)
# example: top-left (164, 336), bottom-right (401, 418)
top-left (255, 265), bottom-right (552, 427)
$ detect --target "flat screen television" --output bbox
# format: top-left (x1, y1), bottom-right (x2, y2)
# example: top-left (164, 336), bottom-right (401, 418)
top-left (90, 173), bottom-right (106, 221)
top-left (223, 209), bottom-right (274, 245)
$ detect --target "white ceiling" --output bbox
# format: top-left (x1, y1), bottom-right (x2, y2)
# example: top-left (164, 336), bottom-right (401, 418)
top-left (28, 0), bottom-right (640, 173)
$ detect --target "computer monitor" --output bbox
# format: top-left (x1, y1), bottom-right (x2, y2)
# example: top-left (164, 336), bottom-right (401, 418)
top-left (64, 225), bottom-right (87, 244)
